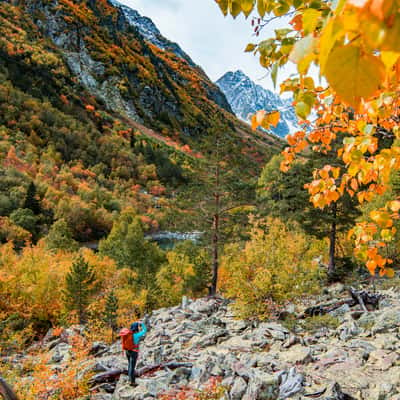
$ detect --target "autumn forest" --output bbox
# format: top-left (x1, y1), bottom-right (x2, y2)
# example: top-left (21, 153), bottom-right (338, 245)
top-left (1, 0), bottom-right (400, 398)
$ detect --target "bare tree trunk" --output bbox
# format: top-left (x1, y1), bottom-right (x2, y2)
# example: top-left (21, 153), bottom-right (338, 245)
top-left (328, 202), bottom-right (337, 277)
top-left (211, 211), bottom-right (219, 296)
top-left (210, 138), bottom-right (220, 296)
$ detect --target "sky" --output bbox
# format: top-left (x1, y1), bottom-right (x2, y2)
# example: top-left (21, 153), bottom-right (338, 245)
top-left (118, 0), bottom-right (298, 93)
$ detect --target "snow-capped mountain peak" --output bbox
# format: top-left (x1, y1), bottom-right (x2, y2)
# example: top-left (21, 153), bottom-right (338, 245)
top-left (110, 0), bottom-right (196, 66)
top-left (216, 70), bottom-right (299, 137)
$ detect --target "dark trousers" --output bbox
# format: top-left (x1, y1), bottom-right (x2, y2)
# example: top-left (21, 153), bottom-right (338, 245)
top-left (126, 350), bottom-right (138, 383)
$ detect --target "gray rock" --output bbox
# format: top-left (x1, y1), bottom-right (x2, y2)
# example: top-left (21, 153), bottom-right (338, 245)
top-left (329, 304), bottom-right (351, 318)
top-left (90, 342), bottom-right (110, 357)
top-left (278, 367), bottom-right (304, 399)
top-left (373, 308), bottom-right (400, 333)
top-left (258, 323), bottom-right (289, 341)
top-left (50, 342), bottom-right (71, 363)
top-left (337, 320), bottom-right (360, 341)
top-left (280, 345), bottom-right (313, 365)
top-left (243, 370), bottom-right (279, 400)
top-left (323, 382), bottom-right (356, 400)
top-left (230, 376), bottom-right (247, 400)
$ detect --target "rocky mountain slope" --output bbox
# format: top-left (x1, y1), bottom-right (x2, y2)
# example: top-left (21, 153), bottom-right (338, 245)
top-left (0, 0), bottom-right (282, 243)
top-left (217, 71), bottom-right (299, 138)
top-left (10, 284), bottom-right (400, 400)
top-left (109, 0), bottom-right (196, 68)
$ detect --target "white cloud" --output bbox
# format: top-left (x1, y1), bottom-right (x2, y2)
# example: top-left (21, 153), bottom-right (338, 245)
top-left (118, 0), bottom-right (299, 92)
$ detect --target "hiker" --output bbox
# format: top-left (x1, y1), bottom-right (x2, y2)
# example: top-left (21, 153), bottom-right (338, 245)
top-left (120, 321), bottom-right (147, 386)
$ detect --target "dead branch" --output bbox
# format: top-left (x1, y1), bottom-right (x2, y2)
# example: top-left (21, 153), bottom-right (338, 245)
top-left (88, 362), bottom-right (193, 386)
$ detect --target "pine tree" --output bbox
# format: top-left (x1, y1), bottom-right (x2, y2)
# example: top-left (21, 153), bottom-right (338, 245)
top-left (99, 209), bottom-right (165, 289)
top-left (258, 140), bottom-right (360, 278)
top-left (64, 255), bottom-right (96, 325)
top-left (180, 125), bottom-right (259, 295)
top-left (104, 290), bottom-right (119, 341)
top-left (23, 182), bottom-right (41, 215)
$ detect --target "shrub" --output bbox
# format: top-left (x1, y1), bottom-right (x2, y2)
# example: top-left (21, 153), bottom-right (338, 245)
top-left (45, 218), bottom-right (79, 251)
top-left (159, 377), bottom-right (226, 400)
top-left (99, 209), bottom-right (165, 289)
top-left (156, 250), bottom-right (196, 307)
top-left (9, 208), bottom-right (37, 235)
top-left (0, 216), bottom-right (32, 248)
top-left (219, 218), bottom-right (327, 319)
top-left (301, 314), bottom-right (340, 332)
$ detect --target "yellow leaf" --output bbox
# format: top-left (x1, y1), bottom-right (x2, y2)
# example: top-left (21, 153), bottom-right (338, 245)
top-left (319, 18), bottom-right (343, 73)
top-left (264, 111), bottom-right (280, 128)
top-left (302, 9), bottom-right (321, 35)
top-left (257, 0), bottom-right (266, 17)
top-left (324, 45), bottom-right (385, 108)
top-left (295, 101), bottom-right (311, 119)
top-left (241, 0), bottom-right (255, 17)
top-left (245, 43), bottom-right (257, 52)
top-left (381, 51), bottom-right (400, 70)
top-left (382, 18), bottom-right (400, 52)
top-left (216, 0), bottom-right (229, 16)
top-left (385, 267), bottom-right (395, 278)
top-left (230, 0), bottom-right (242, 17)
top-left (298, 53), bottom-right (315, 75)
top-left (251, 110), bottom-right (266, 130)
top-left (389, 200), bottom-right (400, 212)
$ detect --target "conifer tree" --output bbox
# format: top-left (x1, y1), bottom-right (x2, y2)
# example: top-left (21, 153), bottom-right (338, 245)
top-left (99, 209), bottom-right (165, 290)
top-left (180, 125), bottom-right (259, 295)
top-left (258, 147), bottom-right (360, 278)
top-left (23, 182), bottom-right (41, 215)
top-left (104, 290), bottom-right (119, 341)
top-left (64, 255), bottom-right (96, 325)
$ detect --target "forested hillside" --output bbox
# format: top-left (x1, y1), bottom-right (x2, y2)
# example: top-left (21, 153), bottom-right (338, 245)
top-left (0, 0), bottom-right (280, 244)
top-left (2, 0), bottom-right (400, 399)
top-left (0, 0), bottom-right (283, 353)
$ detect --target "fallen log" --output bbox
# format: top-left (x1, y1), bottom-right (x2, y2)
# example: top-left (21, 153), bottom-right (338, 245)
top-left (303, 299), bottom-right (355, 317)
top-left (89, 369), bottom-right (127, 385)
top-left (349, 287), bottom-right (382, 311)
top-left (303, 288), bottom-right (383, 317)
top-left (88, 362), bottom-right (193, 386)
top-left (0, 377), bottom-right (18, 400)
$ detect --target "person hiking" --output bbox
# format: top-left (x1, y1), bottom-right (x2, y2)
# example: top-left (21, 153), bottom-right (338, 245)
top-left (120, 321), bottom-right (147, 386)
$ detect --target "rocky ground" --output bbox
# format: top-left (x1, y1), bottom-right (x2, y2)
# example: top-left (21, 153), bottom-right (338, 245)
top-left (9, 283), bottom-right (400, 400)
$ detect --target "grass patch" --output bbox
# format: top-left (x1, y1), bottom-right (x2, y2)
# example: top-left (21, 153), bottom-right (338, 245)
top-left (301, 314), bottom-right (340, 332)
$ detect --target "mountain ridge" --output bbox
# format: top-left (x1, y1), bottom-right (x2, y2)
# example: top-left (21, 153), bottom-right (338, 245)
top-left (216, 70), bottom-right (299, 137)
top-left (0, 0), bottom-right (281, 246)
top-left (109, 0), bottom-right (197, 67)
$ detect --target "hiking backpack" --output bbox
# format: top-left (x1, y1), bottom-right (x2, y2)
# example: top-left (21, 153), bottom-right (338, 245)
top-left (119, 328), bottom-right (139, 352)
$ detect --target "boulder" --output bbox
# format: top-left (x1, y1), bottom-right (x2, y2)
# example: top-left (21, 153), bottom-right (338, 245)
top-left (280, 345), bottom-right (313, 365)
top-left (243, 370), bottom-right (279, 400)
top-left (50, 342), bottom-right (71, 363)
top-left (372, 308), bottom-right (400, 333)
top-left (277, 367), bottom-right (304, 399)
top-left (230, 376), bottom-right (247, 400)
